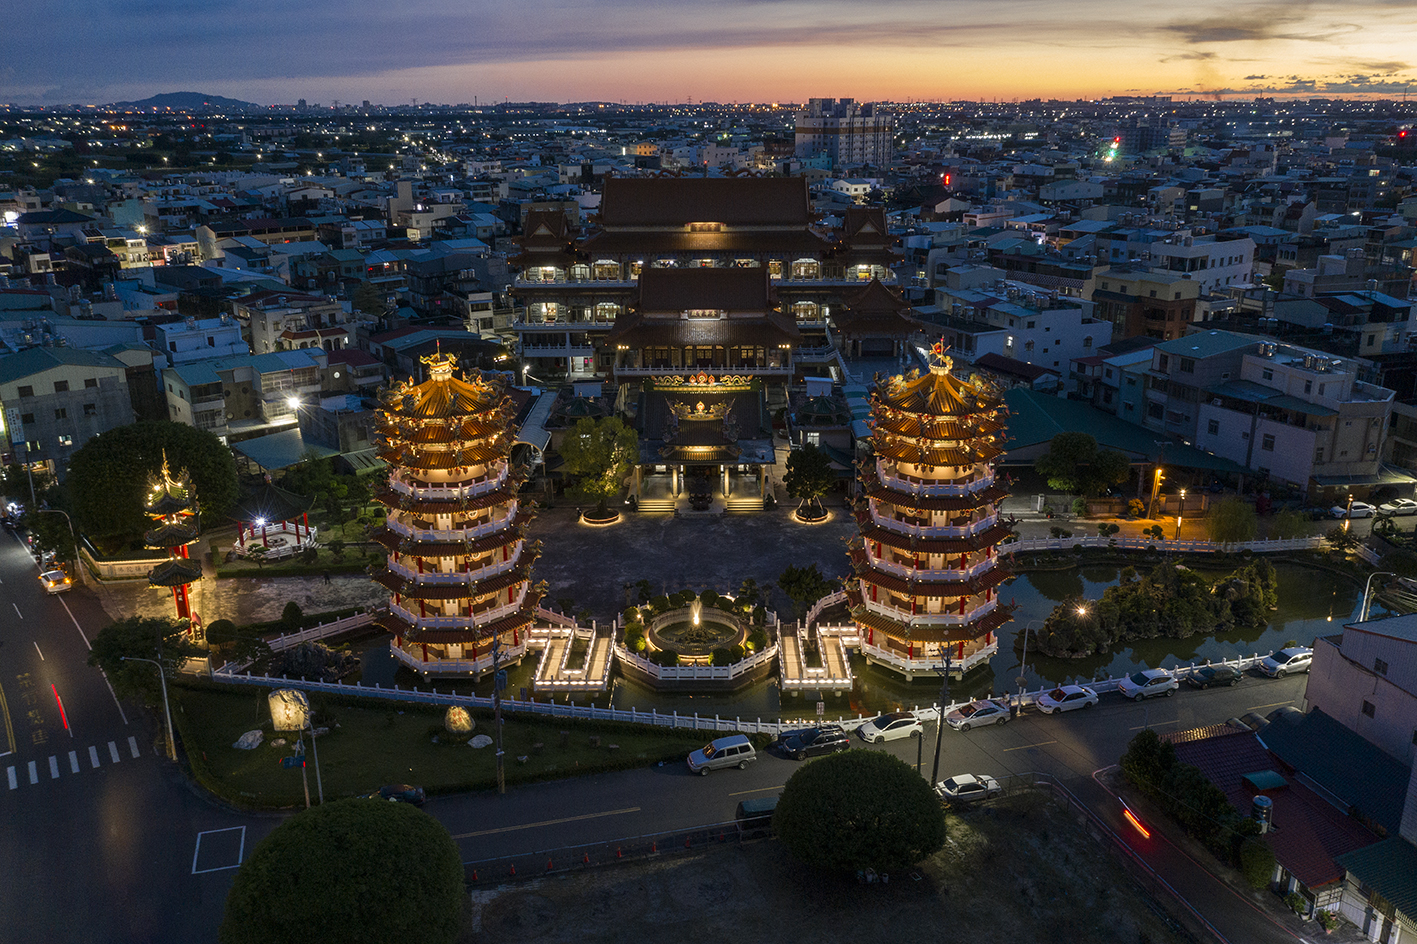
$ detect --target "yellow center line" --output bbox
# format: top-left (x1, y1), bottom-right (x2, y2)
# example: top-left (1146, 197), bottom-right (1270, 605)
top-left (1246, 701), bottom-right (1294, 712)
top-left (0, 682), bottom-right (14, 756)
top-left (728, 785), bottom-right (785, 797)
top-left (452, 806), bottom-right (640, 839)
top-left (1001, 740), bottom-right (1057, 752)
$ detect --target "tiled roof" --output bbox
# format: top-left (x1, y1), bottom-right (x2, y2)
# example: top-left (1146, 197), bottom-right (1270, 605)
top-left (1336, 838), bottom-right (1417, 921)
top-left (1172, 727), bottom-right (1379, 889)
top-left (599, 177), bottom-right (811, 227)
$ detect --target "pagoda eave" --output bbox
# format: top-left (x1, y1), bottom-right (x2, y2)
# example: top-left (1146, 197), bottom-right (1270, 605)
top-left (854, 514), bottom-right (1016, 554)
top-left (847, 597), bottom-right (1017, 643)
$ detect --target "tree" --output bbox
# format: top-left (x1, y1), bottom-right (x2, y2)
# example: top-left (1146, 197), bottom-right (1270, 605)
top-left (775, 750), bottom-right (946, 873)
top-left (351, 281), bottom-right (386, 317)
top-left (783, 444), bottom-right (835, 517)
top-left (1269, 507), bottom-right (1308, 540)
top-left (26, 510), bottom-right (77, 564)
top-left (1238, 836), bottom-right (1276, 889)
top-left (204, 619), bottom-right (272, 665)
top-left (1033, 432), bottom-right (1130, 497)
top-left (1206, 496), bottom-right (1258, 544)
top-left (2, 463), bottom-right (52, 503)
top-left (777, 563), bottom-right (836, 620)
top-left (65, 421), bottom-right (238, 542)
top-left (282, 453), bottom-right (335, 499)
top-left (87, 616), bottom-right (199, 706)
top-left (561, 416), bottom-right (638, 516)
top-left (220, 799), bottom-right (464, 944)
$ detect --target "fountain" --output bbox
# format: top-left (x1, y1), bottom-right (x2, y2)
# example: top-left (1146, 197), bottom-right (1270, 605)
top-left (690, 598), bottom-right (702, 627)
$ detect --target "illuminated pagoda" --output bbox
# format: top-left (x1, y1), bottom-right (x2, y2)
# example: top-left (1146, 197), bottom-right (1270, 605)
top-left (144, 452), bottom-right (203, 634)
top-left (372, 352), bottom-right (543, 676)
top-left (845, 342), bottom-right (1017, 679)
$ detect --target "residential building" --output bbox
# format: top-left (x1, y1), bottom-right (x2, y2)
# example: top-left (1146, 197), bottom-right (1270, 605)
top-left (151, 315), bottom-right (249, 364)
top-left (794, 99), bottom-right (895, 168)
top-left (1087, 267), bottom-right (1202, 341)
top-left (0, 347), bottom-right (136, 477)
top-left (232, 290), bottom-right (352, 354)
top-left (160, 349), bottom-right (325, 441)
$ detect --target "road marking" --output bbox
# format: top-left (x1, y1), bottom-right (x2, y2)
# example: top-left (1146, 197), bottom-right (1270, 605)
top-left (729, 785), bottom-right (786, 797)
top-left (48, 755), bottom-right (59, 779)
top-left (451, 806), bottom-right (641, 840)
top-left (57, 596), bottom-right (89, 649)
top-left (1246, 701), bottom-right (1293, 712)
top-left (12, 603), bottom-right (20, 619)
top-left (128, 736), bottom-right (139, 758)
top-left (33, 641), bottom-right (43, 660)
top-left (88, 745), bottom-right (100, 769)
top-left (108, 741), bottom-right (120, 764)
top-left (6, 766), bottom-right (15, 789)
top-left (27, 761), bottom-right (37, 784)
top-left (0, 681), bottom-right (15, 756)
top-left (1128, 720), bottom-right (1181, 731)
top-left (1002, 740), bottom-right (1057, 752)
top-left (68, 751), bottom-right (79, 773)
top-left (192, 827), bottom-right (247, 875)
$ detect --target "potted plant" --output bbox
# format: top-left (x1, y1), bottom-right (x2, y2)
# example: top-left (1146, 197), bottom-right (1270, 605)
top-left (1316, 910), bottom-right (1338, 934)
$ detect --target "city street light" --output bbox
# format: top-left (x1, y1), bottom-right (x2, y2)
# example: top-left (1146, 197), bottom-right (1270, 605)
top-left (35, 508), bottom-right (83, 586)
top-left (929, 651), bottom-right (952, 788)
top-left (1175, 488), bottom-right (1186, 540)
top-left (1360, 571), bottom-right (1397, 622)
top-left (121, 656), bottom-right (176, 761)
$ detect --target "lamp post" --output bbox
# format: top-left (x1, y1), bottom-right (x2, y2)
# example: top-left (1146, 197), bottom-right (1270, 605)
top-left (929, 651), bottom-right (952, 788)
top-left (121, 656), bottom-right (176, 761)
top-left (1016, 619), bottom-right (1045, 709)
top-left (35, 508), bottom-right (83, 586)
top-left (1344, 493), bottom-right (1354, 532)
top-left (1360, 571), bottom-right (1396, 622)
top-left (1175, 488), bottom-right (1186, 541)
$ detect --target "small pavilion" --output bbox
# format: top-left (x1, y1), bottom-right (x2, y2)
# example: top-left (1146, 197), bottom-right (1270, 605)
top-left (230, 481), bottom-right (319, 561)
top-left (143, 454), bottom-right (203, 633)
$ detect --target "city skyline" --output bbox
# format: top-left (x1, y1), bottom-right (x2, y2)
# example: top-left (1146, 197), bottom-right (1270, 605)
top-left (10, 0), bottom-right (1417, 107)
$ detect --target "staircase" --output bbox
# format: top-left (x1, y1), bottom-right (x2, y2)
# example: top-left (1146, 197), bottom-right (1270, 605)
top-left (636, 496), bottom-right (677, 513)
top-left (725, 496), bottom-right (764, 514)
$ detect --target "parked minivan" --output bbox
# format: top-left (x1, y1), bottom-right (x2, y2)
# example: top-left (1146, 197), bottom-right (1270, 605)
top-left (687, 734), bottom-right (757, 775)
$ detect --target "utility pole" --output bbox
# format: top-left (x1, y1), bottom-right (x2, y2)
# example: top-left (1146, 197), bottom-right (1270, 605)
top-left (492, 631), bottom-right (505, 794)
top-left (929, 651), bottom-right (952, 787)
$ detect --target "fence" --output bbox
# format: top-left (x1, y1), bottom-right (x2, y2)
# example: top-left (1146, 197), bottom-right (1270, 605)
top-left (613, 643), bottom-right (779, 682)
top-left (999, 535), bottom-right (1324, 556)
top-left (218, 610), bottom-right (382, 674)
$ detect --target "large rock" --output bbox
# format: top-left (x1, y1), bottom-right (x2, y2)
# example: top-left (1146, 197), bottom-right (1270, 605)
top-left (468, 734), bottom-right (493, 749)
top-left (444, 706), bottom-right (475, 735)
top-left (233, 730), bottom-right (264, 750)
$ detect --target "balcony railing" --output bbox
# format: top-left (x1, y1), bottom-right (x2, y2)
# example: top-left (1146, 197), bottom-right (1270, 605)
top-left (877, 466), bottom-right (994, 497)
top-left (391, 640), bottom-right (529, 675)
top-left (387, 552), bottom-right (522, 585)
top-left (386, 506), bottom-right (517, 542)
top-left (862, 597), bottom-right (999, 627)
top-left (869, 509), bottom-right (999, 539)
top-left (513, 320), bottom-right (618, 331)
top-left (513, 276), bottom-right (636, 288)
top-left (388, 466), bottom-right (509, 500)
top-left (390, 587), bottom-right (527, 629)
top-left (864, 551), bottom-right (995, 581)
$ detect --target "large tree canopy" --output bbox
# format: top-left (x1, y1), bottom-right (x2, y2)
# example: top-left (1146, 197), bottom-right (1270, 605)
top-left (65, 421), bottom-right (239, 541)
top-left (784, 444), bottom-right (835, 512)
top-left (775, 750), bottom-right (946, 873)
top-left (1033, 432), bottom-right (1131, 497)
top-left (87, 616), bottom-right (199, 706)
top-left (220, 799), bottom-right (465, 944)
top-left (561, 416), bottom-right (638, 515)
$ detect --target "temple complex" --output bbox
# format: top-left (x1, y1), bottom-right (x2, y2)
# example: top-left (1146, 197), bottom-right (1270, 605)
top-left (372, 352), bottom-right (543, 675)
top-left (846, 343), bottom-right (1017, 679)
top-left (143, 453), bottom-right (203, 633)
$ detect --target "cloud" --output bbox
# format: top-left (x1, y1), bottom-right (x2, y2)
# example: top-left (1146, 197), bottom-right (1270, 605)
top-left (1244, 74), bottom-right (1269, 80)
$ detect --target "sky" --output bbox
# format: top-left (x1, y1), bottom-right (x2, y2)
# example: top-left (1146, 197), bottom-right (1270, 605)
top-left (7, 0), bottom-right (1417, 106)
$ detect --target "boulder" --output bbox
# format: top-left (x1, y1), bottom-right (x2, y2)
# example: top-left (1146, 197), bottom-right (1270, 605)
top-left (444, 706), bottom-right (475, 735)
top-left (468, 734), bottom-right (494, 749)
top-left (233, 730), bottom-right (264, 750)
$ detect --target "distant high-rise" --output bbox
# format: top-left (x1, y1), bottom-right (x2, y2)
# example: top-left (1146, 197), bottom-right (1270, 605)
top-left (793, 98), bottom-right (895, 168)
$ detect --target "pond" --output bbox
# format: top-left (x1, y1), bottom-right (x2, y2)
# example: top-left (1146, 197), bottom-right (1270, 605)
top-left (380, 559), bottom-right (1369, 722)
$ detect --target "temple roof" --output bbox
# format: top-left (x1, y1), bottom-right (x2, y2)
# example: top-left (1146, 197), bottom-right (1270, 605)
top-left (378, 353), bottom-right (510, 423)
top-left (144, 523), bottom-right (200, 549)
top-left (378, 594), bottom-right (545, 645)
top-left (860, 477), bottom-right (1009, 512)
top-left (636, 267), bottom-right (773, 313)
top-left (371, 522), bottom-right (532, 558)
top-left (847, 590), bottom-right (1017, 643)
top-left (832, 279), bottom-right (923, 339)
top-left (873, 351), bottom-right (1007, 420)
top-left (372, 560), bottom-right (536, 600)
top-left (598, 177), bottom-right (812, 227)
top-left (855, 514), bottom-right (1015, 554)
top-left (849, 548), bottom-right (1012, 598)
top-left (147, 557), bottom-right (203, 587)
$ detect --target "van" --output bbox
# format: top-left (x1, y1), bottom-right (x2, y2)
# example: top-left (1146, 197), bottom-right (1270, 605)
top-left (686, 734), bottom-right (757, 776)
top-left (734, 795), bottom-right (778, 838)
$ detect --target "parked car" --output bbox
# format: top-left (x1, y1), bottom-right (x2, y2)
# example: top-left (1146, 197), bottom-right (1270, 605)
top-left (778, 725), bottom-right (850, 760)
top-left (368, 784), bottom-right (425, 806)
top-left (1187, 665), bottom-right (1243, 689)
top-left (687, 734), bottom-right (757, 775)
top-left (944, 699), bottom-right (1012, 731)
top-left (1379, 498), bottom-right (1417, 516)
top-left (1259, 647), bottom-right (1312, 678)
top-left (1035, 685), bottom-right (1099, 714)
top-left (1117, 669), bottom-right (1178, 701)
top-left (935, 773), bottom-right (1002, 804)
top-left (734, 796), bottom-right (778, 838)
top-left (39, 569), bottom-right (72, 594)
top-left (1330, 501), bottom-right (1376, 519)
top-left (856, 711), bottom-right (924, 743)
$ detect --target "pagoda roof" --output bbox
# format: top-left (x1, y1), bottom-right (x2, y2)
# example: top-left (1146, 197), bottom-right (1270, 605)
top-left (847, 591), bottom-right (1017, 643)
top-left (378, 594), bottom-right (544, 645)
top-left (598, 176), bottom-right (813, 227)
top-left (375, 485), bottom-right (519, 515)
top-left (230, 482), bottom-right (314, 524)
top-left (147, 557), bottom-right (203, 587)
top-left (859, 476), bottom-right (1009, 512)
top-left (872, 348), bottom-right (1008, 419)
top-left (372, 561), bottom-right (536, 600)
top-left (855, 512), bottom-right (1015, 554)
top-left (376, 440), bottom-right (509, 470)
top-left (391, 415), bottom-right (508, 444)
top-left (144, 523), bottom-right (200, 549)
top-left (379, 354), bottom-right (510, 422)
top-left (870, 433), bottom-right (1005, 467)
top-left (371, 521), bottom-right (532, 558)
top-left (869, 408), bottom-right (1009, 440)
top-left (849, 549), bottom-right (1012, 597)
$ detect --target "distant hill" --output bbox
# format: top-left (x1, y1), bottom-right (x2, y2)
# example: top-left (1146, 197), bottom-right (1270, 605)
top-left (111, 92), bottom-right (262, 111)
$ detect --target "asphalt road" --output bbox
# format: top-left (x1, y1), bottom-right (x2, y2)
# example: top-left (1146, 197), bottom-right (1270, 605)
top-left (0, 528), bottom-right (1313, 942)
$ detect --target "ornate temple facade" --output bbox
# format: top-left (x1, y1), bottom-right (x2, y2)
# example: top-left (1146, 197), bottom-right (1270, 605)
top-left (846, 344), bottom-right (1017, 678)
top-left (372, 352), bottom-right (543, 675)
top-left (143, 453), bottom-right (203, 633)
top-left (509, 176), bottom-right (899, 379)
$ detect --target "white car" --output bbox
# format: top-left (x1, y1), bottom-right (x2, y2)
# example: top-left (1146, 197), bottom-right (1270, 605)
top-left (856, 711), bottom-right (923, 743)
top-left (935, 773), bottom-right (1002, 804)
top-left (1331, 502), bottom-right (1376, 519)
top-left (944, 699), bottom-right (1011, 731)
top-left (1117, 669), bottom-right (1178, 701)
top-left (1379, 498), bottom-right (1417, 516)
top-left (1035, 685), bottom-right (1099, 714)
top-left (39, 569), bottom-right (73, 594)
top-left (1259, 647), bottom-right (1312, 678)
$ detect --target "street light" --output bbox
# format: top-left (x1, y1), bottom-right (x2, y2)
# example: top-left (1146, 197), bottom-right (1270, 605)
top-left (1016, 619), bottom-right (1045, 711)
top-left (121, 656), bottom-right (176, 761)
top-left (1360, 571), bottom-right (1396, 622)
top-left (929, 651), bottom-right (952, 788)
top-left (35, 508), bottom-right (83, 586)
top-left (1344, 493), bottom-right (1355, 532)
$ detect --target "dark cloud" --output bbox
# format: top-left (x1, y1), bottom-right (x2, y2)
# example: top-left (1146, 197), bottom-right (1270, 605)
top-left (1244, 74), bottom-right (1268, 79)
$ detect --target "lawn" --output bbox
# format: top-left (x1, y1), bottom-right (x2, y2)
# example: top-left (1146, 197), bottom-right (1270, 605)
top-left (173, 682), bottom-right (707, 808)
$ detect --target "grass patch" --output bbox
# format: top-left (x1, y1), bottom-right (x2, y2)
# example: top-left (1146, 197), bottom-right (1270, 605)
top-left (172, 681), bottom-right (706, 808)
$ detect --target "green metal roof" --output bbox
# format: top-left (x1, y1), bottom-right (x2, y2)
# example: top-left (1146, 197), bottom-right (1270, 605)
top-left (0, 346), bottom-right (126, 385)
top-left (231, 429), bottom-right (338, 471)
top-left (1156, 330), bottom-right (1262, 359)
top-left (1336, 838), bottom-right (1417, 921)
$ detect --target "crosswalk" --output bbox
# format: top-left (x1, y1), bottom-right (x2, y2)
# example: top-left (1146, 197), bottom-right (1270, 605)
top-left (5, 736), bottom-right (142, 792)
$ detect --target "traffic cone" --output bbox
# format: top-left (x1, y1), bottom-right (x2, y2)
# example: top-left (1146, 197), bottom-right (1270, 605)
top-left (509, 864), bottom-right (516, 876)
top-left (684, 837), bottom-right (691, 849)
top-left (651, 841), bottom-right (657, 853)
top-left (616, 846), bottom-right (623, 858)
top-left (546, 858), bottom-right (553, 871)
top-left (472, 870), bottom-right (478, 881)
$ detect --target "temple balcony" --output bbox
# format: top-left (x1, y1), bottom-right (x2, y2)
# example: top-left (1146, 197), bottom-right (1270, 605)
top-left (518, 339), bottom-right (597, 358)
top-left (864, 550), bottom-right (995, 581)
top-left (513, 275), bottom-right (636, 289)
top-left (861, 596), bottom-right (998, 627)
top-left (391, 639), bottom-right (529, 675)
top-left (386, 506), bottom-right (517, 542)
top-left (513, 319), bottom-right (618, 332)
top-left (876, 465), bottom-right (995, 497)
top-left (388, 465), bottom-right (509, 500)
top-left (390, 585), bottom-right (528, 630)
top-left (868, 506), bottom-right (999, 539)
top-left (857, 636), bottom-right (997, 679)
top-left (387, 552), bottom-right (523, 585)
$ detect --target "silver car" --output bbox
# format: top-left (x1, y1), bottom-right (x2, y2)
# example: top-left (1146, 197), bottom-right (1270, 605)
top-left (935, 773), bottom-right (1002, 804)
top-left (1259, 647), bottom-right (1312, 678)
top-left (1117, 669), bottom-right (1178, 701)
top-left (686, 734), bottom-right (757, 775)
top-left (944, 699), bottom-right (1012, 732)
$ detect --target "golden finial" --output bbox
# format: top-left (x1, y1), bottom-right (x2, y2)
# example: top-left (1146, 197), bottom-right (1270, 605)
top-left (928, 339), bottom-right (953, 376)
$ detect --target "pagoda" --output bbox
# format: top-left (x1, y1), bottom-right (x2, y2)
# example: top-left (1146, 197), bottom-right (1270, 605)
top-left (371, 352), bottom-right (543, 675)
top-left (144, 452), bottom-right (203, 634)
top-left (845, 342), bottom-right (1017, 679)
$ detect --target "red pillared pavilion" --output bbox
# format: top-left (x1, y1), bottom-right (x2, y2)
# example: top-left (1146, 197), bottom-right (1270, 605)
top-left (144, 453), bottom-right (203, 632)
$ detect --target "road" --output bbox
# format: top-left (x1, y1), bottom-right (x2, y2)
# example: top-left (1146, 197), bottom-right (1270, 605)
top-left (0, 525), bottom-right (1313, 942)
